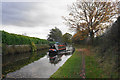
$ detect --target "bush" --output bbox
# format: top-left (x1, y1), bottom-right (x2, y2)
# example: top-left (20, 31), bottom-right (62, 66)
top-left (93, 16), bottom-right (120, 78)
top-left (30, 42), bottom-right (37, 52)
top-left (1, 31), bottom-right (50, 45)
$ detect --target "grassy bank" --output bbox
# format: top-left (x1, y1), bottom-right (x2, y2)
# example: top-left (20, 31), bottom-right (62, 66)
top-left (50, 50), bottom-right (82, 78)
top-left (93, 46), bottom-right (119, 78)
top-left (2, 44), bottom-right (49, 55)
top-left (50, 46), bottom-right (109, 79)
top-left (2, 31), bottom-right (50, 45)
top-left (1, 31), bottom-right (55, 55)
top-left (85, 52), bottom-right (108, 78)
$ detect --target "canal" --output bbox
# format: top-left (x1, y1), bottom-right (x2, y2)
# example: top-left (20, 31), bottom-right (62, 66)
top-left (3, 46), bottom-right (73, 78)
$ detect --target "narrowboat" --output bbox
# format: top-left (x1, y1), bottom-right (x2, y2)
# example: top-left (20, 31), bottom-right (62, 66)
top-left (48, 42), bottom-right (66, 56)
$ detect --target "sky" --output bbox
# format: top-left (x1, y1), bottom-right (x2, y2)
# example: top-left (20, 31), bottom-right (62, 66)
top-left (1, 0), bottom-right (119, 39)
top-left (1, 0), bottom-right (76, 39)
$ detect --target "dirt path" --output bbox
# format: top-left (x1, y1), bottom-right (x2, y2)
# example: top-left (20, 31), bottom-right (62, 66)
top-left (80, 52), bottom-right (85, 79)
top-left (77, 48), bottom-right (91, 79)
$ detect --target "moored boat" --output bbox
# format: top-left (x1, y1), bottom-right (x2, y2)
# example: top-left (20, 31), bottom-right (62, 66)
top-left (48, 42), bottom-right (66, 56)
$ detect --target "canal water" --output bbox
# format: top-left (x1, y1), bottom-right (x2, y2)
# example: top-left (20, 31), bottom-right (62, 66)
top-left (3, 47), bottom-right (73, 78)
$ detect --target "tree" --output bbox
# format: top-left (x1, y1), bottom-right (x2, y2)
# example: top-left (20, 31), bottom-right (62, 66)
top-left (47, 27), bottom-right (63, 42)
top-left (72, 30), bottom-right (88, 44)
top-left (62, 33), bottom-right (72, 44)
top-left (63, 0), bottom-right (119, 42)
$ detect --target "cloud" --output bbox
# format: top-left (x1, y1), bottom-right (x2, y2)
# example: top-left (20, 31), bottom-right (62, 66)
top-left (2, 2), bottom-right (37, 27)
top-left (1, 0), bottom-right (76, 39)
top-left (2, 1), bottom-right (73, 27)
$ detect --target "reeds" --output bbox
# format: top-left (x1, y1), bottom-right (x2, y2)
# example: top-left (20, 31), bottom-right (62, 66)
top-left (2, 44), bottom-right (49, 55)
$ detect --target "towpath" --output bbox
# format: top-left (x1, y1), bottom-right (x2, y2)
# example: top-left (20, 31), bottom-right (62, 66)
top-left (77, 48), bottom-right (91, 79)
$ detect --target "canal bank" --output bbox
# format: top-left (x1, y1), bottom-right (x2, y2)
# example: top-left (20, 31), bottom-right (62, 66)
top-left (2, 31), bottom-right (51, 55)
top-left (2, 44), bottom-right (49, 55)
top-left (50, 46), bottom-right (108, 78)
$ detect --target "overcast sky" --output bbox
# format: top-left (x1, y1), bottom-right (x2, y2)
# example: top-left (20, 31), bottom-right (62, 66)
top-left (1, 0), bottom-right (76, 39)
top-left (1, 0), bottom-right (119, 39)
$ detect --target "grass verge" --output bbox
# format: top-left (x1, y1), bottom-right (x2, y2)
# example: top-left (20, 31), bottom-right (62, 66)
top-left (50, 46), bottom-right (109, 79)
top-left (50, 50), bottom-right (82, 78)
top-left (85, 54), bottom-right (108, 78)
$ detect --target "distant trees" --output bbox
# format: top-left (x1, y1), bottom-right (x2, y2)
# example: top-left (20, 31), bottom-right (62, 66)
top-left (47, 27), bottom-right (73, 44)
top-left (62, 33), bottom-right (72, 44)
top-left (47, 27), bottom-right (63, 42)
top-left (63, 0), bottom-right (119, 43)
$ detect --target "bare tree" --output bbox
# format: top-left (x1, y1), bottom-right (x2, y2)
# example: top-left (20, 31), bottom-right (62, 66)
top-left (63, 0), bottom-right (119, 42)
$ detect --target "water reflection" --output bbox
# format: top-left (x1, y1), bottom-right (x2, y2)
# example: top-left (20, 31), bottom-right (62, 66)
top-left (2, 49), bottom-right (48, 76)
top-left (49, 54), bottom-right (62, 64)
top-left (48, 49), bottom-right (74, 65)
top-left (4, 46), bottom-right (74, 78)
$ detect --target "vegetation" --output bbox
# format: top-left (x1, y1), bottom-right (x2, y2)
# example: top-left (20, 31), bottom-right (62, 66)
top-left (50, 46), bottom-right (108, 78)
top-left (1, 0), bottom-right (120, 78)
top-left (2, 31), bottom-right (50, 77)
top-left (63, 1), bottom-right (119, 42)
top-left (47, 27), bottom-right (73, 44)
top-left (30, 42), bottom-right (37, 52)
top-left (92, 16), bottom-right (120, 78)
top-left (2, 31), bottom-right (49, 45)
top-left (62, 33), bottom-right (72, 44)
top-left (50, 1), bottom-right (119, 78)
top-left (2, 43), bottom-right (49, 55)
top-left (85, 50), bottom-right (109, 78)
top-left (72, 30), bottom-right (88, 44)
top-left (2, 44), bottom-right (31, 55)
top-left (1, 31), bottom-right (50, 55)
top-left (50, 50), bottom-right (82, 78)
top-left (47, 27), bottom-right (63, 42)
top-left (71, 17), bottom-right (119, 78)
